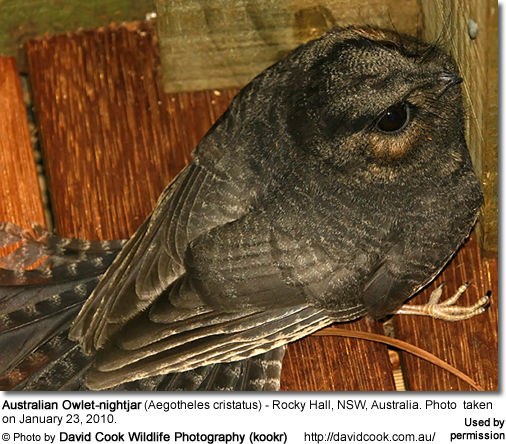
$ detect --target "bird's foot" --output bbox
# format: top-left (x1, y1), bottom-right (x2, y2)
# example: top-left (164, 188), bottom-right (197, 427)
top-left (396, 282), bottom-right (490, 321)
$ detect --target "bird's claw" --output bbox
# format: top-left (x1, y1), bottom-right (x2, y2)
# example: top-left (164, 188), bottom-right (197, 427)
top-left (396, 282), bottom-right (490, 321)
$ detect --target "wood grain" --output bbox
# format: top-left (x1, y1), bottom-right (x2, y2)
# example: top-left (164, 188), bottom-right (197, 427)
top-left (27, 22), bottom-right (171, 240)
top-left (27, 22), bottom-right (236, 241)
top-left (421, 0), bottom-right (498, 253)
top-left (26, 22), bottom-right (395, 391)
top-left (155, 0), bottom-right (422, 92)
top-left (281, 319), bottom-right (395, 391)
top-left (0, 56), bottom-right (46, 229)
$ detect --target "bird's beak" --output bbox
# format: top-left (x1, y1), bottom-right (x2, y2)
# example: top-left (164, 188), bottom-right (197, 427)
top-left (439, 71), bottom-right (463, 86)
top-left (437, 71), bottom-right (463, 96)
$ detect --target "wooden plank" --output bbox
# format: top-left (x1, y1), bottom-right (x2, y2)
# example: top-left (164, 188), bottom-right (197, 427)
top-left (0, 55), bottom-right (47, 389)
top-left (281, 320), bottom-right (395, 391)
top-left (420, 0), bottom-right (498, 253)
top-left (0, 0), bottom-right (154, 64)
top-left (28, 22), bottom-right (189, 240)
top-left (27, 22), bottom-right (395, 391)
top-left (482, 3), bottom-right (499, 254)
top-left (394, 234), bottom-right (498, 390)
top-left (154, 0), bottom-right (422, 92)
top-left (0, 56), bottom-right (46, 228)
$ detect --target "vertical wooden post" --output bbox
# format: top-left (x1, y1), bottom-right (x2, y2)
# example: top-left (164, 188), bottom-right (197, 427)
top-left (420, 0), bottom-right (498, 254)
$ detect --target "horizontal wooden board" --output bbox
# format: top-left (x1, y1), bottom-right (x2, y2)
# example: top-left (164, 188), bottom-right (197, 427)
top-left (155, 0), bottom-right (422, 92)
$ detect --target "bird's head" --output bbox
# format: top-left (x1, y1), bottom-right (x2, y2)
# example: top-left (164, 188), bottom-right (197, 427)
top-left (273, 26), bottom-right (473, 186)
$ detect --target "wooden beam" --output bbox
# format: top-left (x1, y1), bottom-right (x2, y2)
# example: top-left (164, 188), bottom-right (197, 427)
top-left (155, 0), bottom-right (422, 92)
top-left (420, 0), bottom-right (498, 254)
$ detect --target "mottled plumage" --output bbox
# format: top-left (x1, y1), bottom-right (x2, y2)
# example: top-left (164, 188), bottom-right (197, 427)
top-left (0, 26), bottom-right (484, 390)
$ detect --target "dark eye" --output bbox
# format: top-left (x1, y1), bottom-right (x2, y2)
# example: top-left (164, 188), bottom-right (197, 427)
top-left (376, 103), bottom-right (410, 133)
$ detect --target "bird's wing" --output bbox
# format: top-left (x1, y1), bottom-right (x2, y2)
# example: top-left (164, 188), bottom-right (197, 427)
top-left (361, 259), bottom-right (413, 319)
top-left (15, 343), bottom-right (286, 391)
top-left (69, 159), bottom-right (259, 354)
top-left (361, 239), bottom-right (462, 320)
top-left (83, 210), bottom-right (368, 390)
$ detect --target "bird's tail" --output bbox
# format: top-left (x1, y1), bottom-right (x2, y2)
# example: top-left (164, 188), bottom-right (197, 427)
top-left (0, 223), bottom-right (123, 390)
top-left (0, 223), bottom-right (286, 391)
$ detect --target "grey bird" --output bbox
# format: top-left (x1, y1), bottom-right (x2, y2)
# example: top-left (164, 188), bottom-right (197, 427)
top-left (0, 26), bottom-right (486, 391)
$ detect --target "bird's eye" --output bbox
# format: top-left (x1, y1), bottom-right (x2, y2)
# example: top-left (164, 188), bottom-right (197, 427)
top-left (376, 103), bottom-right (410, 133)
